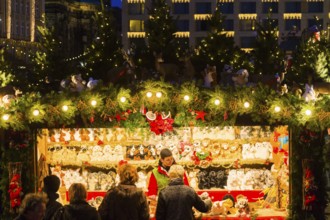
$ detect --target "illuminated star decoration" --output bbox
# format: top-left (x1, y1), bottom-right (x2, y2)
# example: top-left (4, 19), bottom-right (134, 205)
top-left (195, 111), bottom-right (206, 121)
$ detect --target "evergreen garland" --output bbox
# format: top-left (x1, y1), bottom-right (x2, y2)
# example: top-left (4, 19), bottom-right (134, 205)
top-left (0, 81), bottom-right (329, 131)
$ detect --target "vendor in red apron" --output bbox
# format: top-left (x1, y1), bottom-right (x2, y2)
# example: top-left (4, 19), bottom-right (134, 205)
top-left (147, 148), bottom-right (189, 198)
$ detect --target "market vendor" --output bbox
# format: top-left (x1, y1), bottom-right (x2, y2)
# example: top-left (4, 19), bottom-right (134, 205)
top-left (147, 148), bottom-right (189, 198)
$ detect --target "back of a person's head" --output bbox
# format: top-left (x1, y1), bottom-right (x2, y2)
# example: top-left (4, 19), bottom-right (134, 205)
top-left (68, 183), bottom-right (87, 203)
top-left (168, 164), bottom-right (185, 179)
top-left (19, 193), bottom-right (48, 215)
top-left (118, 163), bottom-right (138, 185)
top-left (43, 175), bottom-right (60, 193)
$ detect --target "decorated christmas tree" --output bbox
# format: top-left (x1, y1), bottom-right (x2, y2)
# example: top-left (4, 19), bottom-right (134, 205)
top-left (145, 0), bottom-right (180, 63)
top-left (288, 24), bottom-right (330, 85)
top-left (252, 13), bottom-right (285, 77)
top-left (81, 6), bottom-right (123, 83)
top-left (194, 4), bottom-right (242, 73)
top-left (30, 16), bottom-right (74, 92)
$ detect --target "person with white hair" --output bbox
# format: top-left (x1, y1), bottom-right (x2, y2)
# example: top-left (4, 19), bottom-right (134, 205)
top-left (155, 165), bottom-right (212, 220)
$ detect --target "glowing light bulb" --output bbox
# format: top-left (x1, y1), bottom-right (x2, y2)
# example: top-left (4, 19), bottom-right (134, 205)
top-left (120, 97), bottom-right (126, 103)
top-left (274, 106), bottom-right (281, 112)
top-left (2, 114), bottom-right (10, 121)
top-left (91, 100), bottom-right (97, 106)
top-left (214, 99), bottom-right (220, 105)
top-left (156, 92), bottom-right (162, 98)
top-left (244, 102), bottom-right (250, 108)
top-left (62, 105), bottom-right (68, 112)
top-left (33, 109), bottom-right (40, 116)
top-left (184, 95), bottom-right (190, 101)
top-left (146, 92), bottom-right (152, 98)
top-left (305, 109), bottom-right (312, 116)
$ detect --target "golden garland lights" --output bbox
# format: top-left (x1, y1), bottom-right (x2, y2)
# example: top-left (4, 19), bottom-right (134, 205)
top-left (0, 81), bottom-right (329, 131)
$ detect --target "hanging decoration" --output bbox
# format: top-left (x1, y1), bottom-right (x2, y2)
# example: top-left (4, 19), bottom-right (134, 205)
top-left (8, 162), bottom-right (23, 213)
top-left (302, 159), bottom-right (317, 210)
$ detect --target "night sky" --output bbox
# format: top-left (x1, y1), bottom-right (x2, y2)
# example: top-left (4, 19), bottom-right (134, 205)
top-left (112, 0), bottom-right (122, 8)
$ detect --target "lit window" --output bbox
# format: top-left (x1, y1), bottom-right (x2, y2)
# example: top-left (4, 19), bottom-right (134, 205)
top-left (129, 20), bottom-right (144, 32)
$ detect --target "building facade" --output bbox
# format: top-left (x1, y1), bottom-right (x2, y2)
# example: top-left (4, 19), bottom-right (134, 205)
top-left (121, 0), bottom-right (330, 50)
top-left (0, 0), bottom-right (44, 41)
top-left (45, 0), bottom-right (101, 57)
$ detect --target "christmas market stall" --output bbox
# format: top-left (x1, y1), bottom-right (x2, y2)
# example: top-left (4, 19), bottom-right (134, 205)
top-left (0, 81), bottom-right (329, 219)
top-left (36, 125), bottom-right (289, 219)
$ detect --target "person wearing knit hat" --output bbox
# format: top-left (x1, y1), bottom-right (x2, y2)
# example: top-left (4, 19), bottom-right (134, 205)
top-left (147, 148), bottom-right (189, 198)
top-left (156, 165), bottom-right (212, 220)
top-left (43, 175), bottom-right (62, 220)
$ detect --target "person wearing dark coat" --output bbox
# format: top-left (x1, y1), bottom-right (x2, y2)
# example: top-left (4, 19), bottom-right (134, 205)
top-left (155, 165), bottom-right (212, 220)
top-left (51, 183), bottom-right (100, 220)
top-left (98, 163), bottom-right (150, 220)
top-left (14, 193), bottom-right (47, 220)
top-left (43, 175), bottom-right (63, 220)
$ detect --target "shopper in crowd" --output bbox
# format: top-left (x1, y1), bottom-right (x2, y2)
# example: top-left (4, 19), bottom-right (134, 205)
top-left (43, 175), bottom-right (63, 220)
top-left (98, 163), bottom-right (149, 220)
top-left (147, 148), bottom-right (189, 197)
top-left (52, 183), bottom-right (100, 220)
top-left (14, 192), bottom-right (47, 220)
top-left (155, 164), bottom-right (212, 220)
